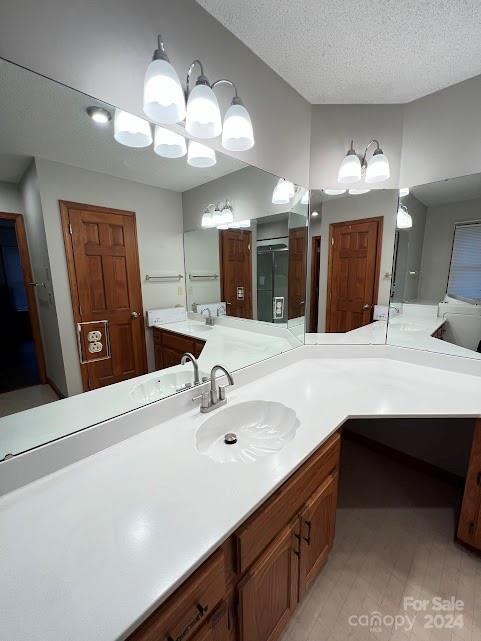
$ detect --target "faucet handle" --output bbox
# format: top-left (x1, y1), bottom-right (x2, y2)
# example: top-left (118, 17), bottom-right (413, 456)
top-left (192, 391), bottom-right (210, 410)
top-left (218, 382), bottom-right (233, 401)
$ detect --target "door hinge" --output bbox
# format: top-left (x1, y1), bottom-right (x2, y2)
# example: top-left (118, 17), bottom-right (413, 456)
top-left (69, 223), bottom-right (73, 235)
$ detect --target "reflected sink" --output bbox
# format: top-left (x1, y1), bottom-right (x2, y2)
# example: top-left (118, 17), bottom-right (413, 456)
top-left (130, 370), bottom-right (207, 405)
top-left (196, 401), bottom-right (299, 464)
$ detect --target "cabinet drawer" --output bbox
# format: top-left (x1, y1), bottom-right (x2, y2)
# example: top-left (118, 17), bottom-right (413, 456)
top-left (129, 549), bottom-right (226, 641)
top-left (235, 432), bottom-right (340, 574)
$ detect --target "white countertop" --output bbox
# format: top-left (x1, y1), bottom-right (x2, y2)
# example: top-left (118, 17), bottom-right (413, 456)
top-left (1, 346), bottom-right (481, 641)
top-left (0, 317), bottom-right (300, 458)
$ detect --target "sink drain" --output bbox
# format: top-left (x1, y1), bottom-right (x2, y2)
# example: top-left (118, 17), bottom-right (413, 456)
top-left (224, 433), bottom-right (238, 445)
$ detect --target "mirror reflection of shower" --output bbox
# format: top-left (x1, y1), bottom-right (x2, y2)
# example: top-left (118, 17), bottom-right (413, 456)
top-left (257, 239), bottom-right (289, 323)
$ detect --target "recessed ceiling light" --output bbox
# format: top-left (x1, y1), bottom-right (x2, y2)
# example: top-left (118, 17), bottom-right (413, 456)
top-left (86, 106), bottom-right (112, 125)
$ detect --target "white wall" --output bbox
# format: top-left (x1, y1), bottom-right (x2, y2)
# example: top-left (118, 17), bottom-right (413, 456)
top-left (18, 162), bottom-right (67, 395)
top-left (317, 190), bottom-right (398, 332)
top-left (418, 196), bottom-right (481, 302)
top-left (0, 0), bottom-right (311, 187)
top-left (0, 181), bottom-right (23, 213)
top-left (35, 158), bottom-right (184, 395)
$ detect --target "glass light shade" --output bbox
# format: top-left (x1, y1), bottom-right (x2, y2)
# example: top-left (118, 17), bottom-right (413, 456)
top-left (211, 208), bottom-right (223, 227)
top-left (399, 187), bottom-right (410, 198)
top-left (348, 188), bottom-right (371, 195)
top-left (220, 206), bottom-right (234, 225)
top-left (365, 152), bottom-right (390, 183)
top-left (301, 190), bottom-right (309, 204)
top-left (311, 211), bottom-right (319, 217)
top-left (201, 211), bottom-right (214, 228)
top-left (114, 110), bottom-right (152, 148)
top-left (397, 205), bottom-right (412, 229)
top-left (323, 188), bottom-right (346, 196)
top-left (338, 152), bottom-right (362, 184)
top-left (272, 178), bottom-right (295, 205)
top-left (185, 83), bottom-right (222, 139)
top-left (222, 101), bottom-right (254, 151)
top-left (86, 106), bottom-right (111, 124)
top-left (153, 126), bottom-right (186, 158)
top-left (187, 141), bottom-right (216, 168)
top-left (143, 58), bottom-right (186, 124)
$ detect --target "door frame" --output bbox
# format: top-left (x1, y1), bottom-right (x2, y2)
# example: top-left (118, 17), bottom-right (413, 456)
top-left (0, 212), bottom-right (47, 384)
top-left (218, 228), bottom-right (253, 319)
top-left (309, 235), bottom-right (321, 333)
top-left (59, 200), bottom-right (147, 391)
top-left (326, 216), bottom-right (383, 332)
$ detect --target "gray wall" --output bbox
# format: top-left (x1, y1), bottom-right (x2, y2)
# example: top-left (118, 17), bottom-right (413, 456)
top-left (0, 181), bottom-right (23, 213)
top-left (0, 0), bottom-right (311, 187)
top-left (317, 190), bottom-right (398, 332)
top-left (35, 158), bottom-right (184, 395)
top-left (18, 162), bottom-right (67, 395)
top-left (418, 196), bottom-right (481, 302)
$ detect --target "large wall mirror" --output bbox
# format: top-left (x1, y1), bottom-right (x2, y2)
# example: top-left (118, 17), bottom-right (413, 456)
top-left (305, 188), bottom-right (397, 343)
top-left (0, 58), bottom-right (308, 459)
top-left (389, 175), bottom-right (481, 359)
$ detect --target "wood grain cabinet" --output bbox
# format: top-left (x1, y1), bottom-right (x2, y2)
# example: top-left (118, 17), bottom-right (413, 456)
top-left (153, 327), bottom-right (206, 371)
top-left (457, 419), bottom-right (481, 551)
top-left (127, 433), bottom-right (341, 641)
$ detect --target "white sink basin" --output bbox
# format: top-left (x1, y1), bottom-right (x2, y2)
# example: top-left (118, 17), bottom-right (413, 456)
top-left (196, 401), bottom-right (299, 464)
top-left (130, 370), bottom-right (207, 405)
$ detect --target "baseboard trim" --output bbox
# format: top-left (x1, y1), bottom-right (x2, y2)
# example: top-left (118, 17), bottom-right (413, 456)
top-left (46, 377), bottom-right (65, 400)
top-left (342, 428), bottom-right (465, 489)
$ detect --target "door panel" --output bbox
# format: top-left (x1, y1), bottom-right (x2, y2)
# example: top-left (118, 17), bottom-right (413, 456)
top-left (61, 201), bottom-right (147, 390)
top-left (288, 227), bottom-right (307, 320)
top-left (220, 229), bottom-right (253, 319)
top-left (238, 519), bottom-right (299, 641)
top-left (298, 472), bottom-right (338, 599)
top-left (326, 217), bottom-right (382, 332)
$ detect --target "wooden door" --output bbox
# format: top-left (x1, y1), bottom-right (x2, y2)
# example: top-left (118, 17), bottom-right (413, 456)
top-left (238, 519), bottom-right (299, 641)
top-left (298, 472), bottom-right (338, 599)
top-left (326, 217), bottom-right (382, 332)
top-left (457, 419), bottom-right (481, 551)
top-left (219, 229), bottom-right (252, 319)
top-left (288, 227), bottom-right (307, 320)
top-left (60, 201), bottom-right (147, 391)
top-left (309, 236), bottom-right (321, 333)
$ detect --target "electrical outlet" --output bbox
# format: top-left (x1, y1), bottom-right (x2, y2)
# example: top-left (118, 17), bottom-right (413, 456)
top-left (88, 341), bottom-right (103, 354)
top-left (87, 330), bottom-right (102, 342)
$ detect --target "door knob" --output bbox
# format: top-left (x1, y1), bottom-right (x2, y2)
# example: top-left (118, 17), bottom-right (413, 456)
top-left (362, 304), bottom-right (370, 310)
top-left (131, 311), bottom-right (140, 319)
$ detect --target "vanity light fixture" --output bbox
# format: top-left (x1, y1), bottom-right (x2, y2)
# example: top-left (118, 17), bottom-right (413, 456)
top-left (323, 188), bottom-right (346, 196)
top-left (301, 190), bottom-right (309, 204)
top-left (153, 125), bottom-right (187, 158)
top-left (397, 204), bottom-right (413, 229)
top-left (185, 61), bottom-right (222, 139)
top-left (187, 140), bottom-right (216, 168)
top-left (338, 139), bottom-right (390, 185)
top-left (348, 188), bottom-right (371, 195)
top-left (114, 109), bottom-right (153, 148)
top-left (86, 106), bottom-right (112, 125)
top-left (201, 201), bottom-right (234, 228)
top-left (399, 187), bottom-right (410, 198)
top-left (143, 35), bottom-right (186, 124)
top-left (272, 178), bottom-right (295, 205)
top-left (212, 79), bottom-right (254, 151)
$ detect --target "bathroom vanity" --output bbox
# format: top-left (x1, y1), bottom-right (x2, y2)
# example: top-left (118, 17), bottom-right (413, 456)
top-left (129, 431), bottom-right (340, 641)
top-left (153, 326), bottom-right (206, 370)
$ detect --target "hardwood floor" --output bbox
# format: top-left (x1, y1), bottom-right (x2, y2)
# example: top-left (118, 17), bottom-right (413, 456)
top-left (280, 440), bottom-right (481, 641)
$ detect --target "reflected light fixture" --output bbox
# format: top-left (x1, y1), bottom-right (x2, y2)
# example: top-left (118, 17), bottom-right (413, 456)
top-left (323, 188), bottom-right (346, 196)
top-left (86, 106), bottom-right (112, 125)
top-left (114, 109), bottom-right (152, 148)
top-left (301, 190), bottom-right (309, 204)
top-left (348, 188), bottom-right (371, 195)
top-left (311, 210), bottom-right (319, 217)
top-left (397, 204), bottom-right (412, 229)
top-left (338, 139), bottom-right (390, 185)
top-left (143, 35), bottom-right (186, 124)
top-left (399, 187), bottom-right (410, 198)
top-left (230, 219), bottom-right (251, 228)
top-left (153, 125), bottom-right (186, 158)
top-left (187, 140), bottom-right (216, 168)
top-left (272, 178), bottom-right (295, 205)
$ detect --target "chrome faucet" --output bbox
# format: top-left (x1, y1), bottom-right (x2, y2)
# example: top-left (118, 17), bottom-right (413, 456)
top-left (181, 352), bottom-right (200, 386)
top-left (201, 307), bottom-right (215, 326)
top-left (193, 364), bottom-right (234, 413)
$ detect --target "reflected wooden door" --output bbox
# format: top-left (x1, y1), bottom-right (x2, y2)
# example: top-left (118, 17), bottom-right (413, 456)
top-left (60, 201), bottom-right (147, 391)
top-left (219, 229), bottom-right (253, 318)
top-left (326, 217), bottom-right (382, 332)
top-left (288, 227), bottom-right (307, 320)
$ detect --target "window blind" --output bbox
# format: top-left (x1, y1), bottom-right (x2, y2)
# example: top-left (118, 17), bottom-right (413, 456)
top-left (447, 222), bottom-right (481, 303)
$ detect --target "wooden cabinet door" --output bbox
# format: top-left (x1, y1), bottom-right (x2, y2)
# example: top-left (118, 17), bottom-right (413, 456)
top-left (288, 227), bottom-right (307, 320)
top-left (298, 472), bottom-right (338, 599)
top-left (238, 519), bottom-right (299, 641)
top-left (190, 602), bottom-right (229, 641)
top-left (220, 229), bottom-right (253, 319)
top-left (458, 420), bottom-right (481, 550)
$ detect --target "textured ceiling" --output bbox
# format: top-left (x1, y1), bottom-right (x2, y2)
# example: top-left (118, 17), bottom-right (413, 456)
top-left (0, 61), bottom-right (245, 191)
top-left (197, 0), bottom-right (481, 103)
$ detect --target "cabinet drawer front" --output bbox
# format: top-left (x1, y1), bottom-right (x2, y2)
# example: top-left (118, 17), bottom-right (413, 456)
top-left (129, 549), bottom-right (226, 641)
top-left (162, 330), bottom-right (195, 353)
top-left (235, 432), bottom-right (340, 574)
